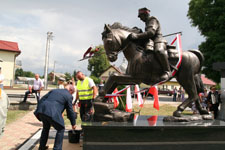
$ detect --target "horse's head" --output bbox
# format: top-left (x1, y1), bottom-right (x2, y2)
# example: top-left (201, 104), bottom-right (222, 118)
top-left (102, 24), bottom-right (122, 62)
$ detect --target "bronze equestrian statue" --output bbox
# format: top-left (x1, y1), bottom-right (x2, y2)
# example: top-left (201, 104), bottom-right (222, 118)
top-left (98, 7), bottom-right (209, 118)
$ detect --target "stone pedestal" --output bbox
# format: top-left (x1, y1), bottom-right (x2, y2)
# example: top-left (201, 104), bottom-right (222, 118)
top-left (93, 102), bottom-right (134, 122)
top-left (9, 101), bottom-right (37, 110)
top-left (82, 116), bottom-right (225, 150)
top-left (213, 62), bottom-right (225, 121)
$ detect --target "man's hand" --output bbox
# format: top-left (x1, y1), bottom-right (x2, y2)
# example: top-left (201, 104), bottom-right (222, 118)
top-left (72, 125), bottom-right (76, 130)
top-left (127, 33), bottom-right (138, 41)
top-left (28, 86), bottom-right (32, 93)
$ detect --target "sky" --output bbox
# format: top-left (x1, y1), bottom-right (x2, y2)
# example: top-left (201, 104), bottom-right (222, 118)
top-left (0, 0), bottom-right (204, 76)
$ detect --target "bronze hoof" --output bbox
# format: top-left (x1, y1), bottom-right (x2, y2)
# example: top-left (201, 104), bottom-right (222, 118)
top-left (173, 110), bottom-right (182, 117)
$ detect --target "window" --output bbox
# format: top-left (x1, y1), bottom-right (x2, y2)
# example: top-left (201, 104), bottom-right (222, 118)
top-left (171, 85), bottom-right (174, 89)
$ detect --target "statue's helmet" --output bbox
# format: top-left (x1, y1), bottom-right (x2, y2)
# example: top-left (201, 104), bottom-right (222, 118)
top-left (138, 7), bottom-right (150, 17)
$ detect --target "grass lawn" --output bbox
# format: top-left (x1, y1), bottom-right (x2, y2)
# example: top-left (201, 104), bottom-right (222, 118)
top-left (133, 103), bottom-right (192, 116)
top-left (64, 112), bottom-right (82, 126)
top-left (134, 104), bottom-right (177, 116)
top-left (6, 110), bottom-right (30, 125)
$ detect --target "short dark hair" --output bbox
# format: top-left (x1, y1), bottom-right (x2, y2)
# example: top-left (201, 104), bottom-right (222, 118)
top-left (210, 85), bottom-right (216, 90)
top-left (76, 71), bottom-right (81, 75)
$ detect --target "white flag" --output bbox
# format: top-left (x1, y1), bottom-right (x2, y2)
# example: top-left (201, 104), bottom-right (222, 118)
top-left (135, 84), bottom-right (143, 108)
top-left (126, 86), bottom-right (132, 112)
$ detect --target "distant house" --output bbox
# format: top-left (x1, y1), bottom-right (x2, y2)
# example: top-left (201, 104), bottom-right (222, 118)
top-left (140, 78), bottom-right (180, 91)
top-left (141, 74), bottom-right (216, 91)
top-left (201, 74), bottom-right (216, 89)
top-left (0, 40), bottom-right (21, 88)
top-left (99, 65), bottom-right (122, 82)
top-left (158, 78), bottom-right (180, 91)
top-left (16, 76), bottom-right (44, 87)
top-left (49, 72), bottom-right (66, 82)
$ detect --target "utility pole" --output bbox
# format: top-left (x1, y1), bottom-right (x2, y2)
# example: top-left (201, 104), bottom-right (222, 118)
top-left (44, 32), bottom-right (53, 89)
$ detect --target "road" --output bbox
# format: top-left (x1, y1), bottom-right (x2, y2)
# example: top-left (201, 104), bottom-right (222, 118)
top-left (5, 88), bottom-right (183, 107)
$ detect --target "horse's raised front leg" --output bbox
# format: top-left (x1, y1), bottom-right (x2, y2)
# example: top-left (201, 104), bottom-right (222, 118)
top-left (97, 74), bottom-right (140, 102)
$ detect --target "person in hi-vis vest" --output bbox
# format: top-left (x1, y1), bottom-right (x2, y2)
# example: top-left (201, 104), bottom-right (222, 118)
top-left (76, 71), bottom-right (98, 121)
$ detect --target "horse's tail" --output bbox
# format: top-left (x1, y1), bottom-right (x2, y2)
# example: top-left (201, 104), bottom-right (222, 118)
top-left (188, 49), bottom-right (204, 72)
top-left (189, 49), bottom-right (205, 93)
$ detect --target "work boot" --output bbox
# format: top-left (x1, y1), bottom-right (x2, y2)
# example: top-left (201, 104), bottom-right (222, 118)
top-left (38, 145), bottom-right (49, 150)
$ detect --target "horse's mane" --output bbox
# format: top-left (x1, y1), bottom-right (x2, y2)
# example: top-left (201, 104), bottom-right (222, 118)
top-left (109, 22), bottom-right (141, 34)
top-left (102, 22), bottom-right (142, 40)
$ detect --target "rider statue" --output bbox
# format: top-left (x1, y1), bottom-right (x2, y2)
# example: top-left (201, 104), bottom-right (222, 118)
top-left (128, 7), bottom-right (172, 81)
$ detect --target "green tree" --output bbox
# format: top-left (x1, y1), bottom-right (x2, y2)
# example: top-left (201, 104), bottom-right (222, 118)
top-left (23, 71), bottom-right (35, 77)
top-left (64, 72), bottom-right (72, 81)
top-left (15, 68), bottom-right (35, 78)
top-left (87, 45), bottom-right (110, 83)
top-left (72, 70), bottom-right (77, 81)
top-left (187, 0), bottom-right (225, 83)
top-left (15, 68), bottom-right (23, 79)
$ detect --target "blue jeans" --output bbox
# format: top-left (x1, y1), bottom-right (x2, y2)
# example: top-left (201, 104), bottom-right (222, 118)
top-left (173, 93), bottom-right (177, 101)
top-left (39, 114), bottom-right (65, 150)
top-left (23, 89), bottom-right (40, 103)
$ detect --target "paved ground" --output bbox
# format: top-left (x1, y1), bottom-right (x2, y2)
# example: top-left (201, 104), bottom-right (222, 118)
top-left (0, 109), bottom-right (82, 150)
top-left (0, 111), bottom-right (42, 150)
top-left (31, 130), bottom-right (82, 150)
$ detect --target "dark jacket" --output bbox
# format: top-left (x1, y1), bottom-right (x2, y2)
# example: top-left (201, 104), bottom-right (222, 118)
top-left (144, 16), bottom-right (166, 43)
top-left (34, 89), bottom-right (76, 127)
top-left (207, 91), bottom-right (221, 104)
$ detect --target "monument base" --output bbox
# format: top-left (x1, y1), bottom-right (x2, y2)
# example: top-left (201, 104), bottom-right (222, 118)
top-left (163, 114), bottom-right (214, 122)
top-left (82, 116), bottom-right (225, 150)
top-left (93, 102), bottom-right (134, 122)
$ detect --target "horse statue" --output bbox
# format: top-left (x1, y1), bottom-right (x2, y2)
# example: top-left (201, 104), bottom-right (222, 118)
top-left (99, 22), bottom-right (209, 118)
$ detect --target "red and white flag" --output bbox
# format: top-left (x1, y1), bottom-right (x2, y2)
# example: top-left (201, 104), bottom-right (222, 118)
top-left (126, 86), bottom-right (132, 112)
top-left (83, 47), bottom-right (92, 58)
top-left (148, 86), bottom-right (159, 110)
top-left (113, 88), bottom-right (119, 108)
top-left (170, 34), bottom-right (183, 76)
top-left (135, 84), bottom-right (143, 108)
top-left (133, 114), bottom-right (139, 126)
top-left (147, 115), bottom-right (158, 126)
top-left (105, 86), bottom-right (130, 98)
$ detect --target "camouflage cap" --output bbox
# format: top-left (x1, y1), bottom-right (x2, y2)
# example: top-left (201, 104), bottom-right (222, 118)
top-left (58, 77), bottom-right (65, 81)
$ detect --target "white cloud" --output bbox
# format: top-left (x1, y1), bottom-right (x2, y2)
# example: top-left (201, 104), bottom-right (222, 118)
top-left (0, 0), bottom-right (205, 76)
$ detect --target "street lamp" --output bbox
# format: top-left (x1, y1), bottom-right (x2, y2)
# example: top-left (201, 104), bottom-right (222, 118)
top-left (44, 32), bottom-right (53, 89)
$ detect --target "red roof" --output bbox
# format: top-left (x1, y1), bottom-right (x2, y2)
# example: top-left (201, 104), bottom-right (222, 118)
top-left (201, 75), bottom-right (216, 85)
top-left (0, 40), bottom-right (21, 53)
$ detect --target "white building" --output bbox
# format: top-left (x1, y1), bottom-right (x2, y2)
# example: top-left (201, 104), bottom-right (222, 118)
top-left (0, 40), bottom-right (21, 88)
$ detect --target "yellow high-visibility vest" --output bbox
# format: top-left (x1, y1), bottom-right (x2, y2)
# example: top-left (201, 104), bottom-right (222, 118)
top-left (77, 77), bottom-right (93, 100)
